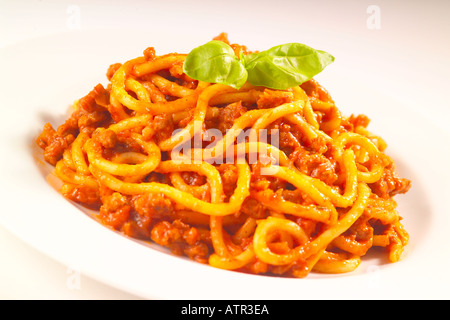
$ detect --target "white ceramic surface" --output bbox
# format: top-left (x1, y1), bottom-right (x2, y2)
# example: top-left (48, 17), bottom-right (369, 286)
top-left (1, 0), bottom-right (449, 300)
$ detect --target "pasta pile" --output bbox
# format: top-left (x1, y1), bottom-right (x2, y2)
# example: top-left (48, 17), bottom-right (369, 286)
top-left (37, 34), bottom-right (410, 277)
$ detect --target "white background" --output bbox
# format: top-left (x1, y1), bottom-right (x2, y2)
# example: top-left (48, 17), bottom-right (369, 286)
top-left (1, 0), bottom-right (449, 299)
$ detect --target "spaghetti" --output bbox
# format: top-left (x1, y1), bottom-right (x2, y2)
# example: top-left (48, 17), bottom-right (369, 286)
top-left (36, 33), bottom-right (411, 277)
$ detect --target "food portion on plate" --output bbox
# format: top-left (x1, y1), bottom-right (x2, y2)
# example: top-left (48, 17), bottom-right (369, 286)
top-left (36, 33), bottom-right (411, 278)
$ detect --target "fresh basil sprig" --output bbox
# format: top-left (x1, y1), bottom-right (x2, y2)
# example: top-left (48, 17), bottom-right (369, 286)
top-left (182, 40), bottom-right (248, 89)
top-left (183, 40), bottom-right (334, 90)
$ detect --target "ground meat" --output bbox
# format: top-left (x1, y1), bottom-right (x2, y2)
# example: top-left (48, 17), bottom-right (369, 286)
top-left (57, 110), bottom-right (82, 138)
top-left (150, 219), bottom-right (209, 263)
top-left (106, 63), bottom-right (122, 81)
top-left (182, 242), bottom-right (210, 263)
top-left (151, 114), bottom-right (174, 143)
top-left (36, 122), bottom-right (56, 149)
top-left (340, 215), bottom-right (374, 244)
top-left (270, 119), bottom-right (332, 156)
top-left (213, 32), bottom-right (231, 44)
top-left (300, 79), bottom-right (334, 102)
top-left (122, 215), bottom-right (153, 240)
top-left (348, 114), bottom-right (370, 129)
top-left (217, 164), bottom-right (239, 198)
top-left (290, 146), bottom-right (338, 185)
top-left (244, 259), bottom-right (269, 275)
top-left (151, 220), bottom-right (180, 246)
top-left (240, 197), bottom-right (268, 219)
top-left (307, 135), bottom-right (332, 154)
top-left (132, 192), bottom-right (175, 220)
top-left (280, 189), bottom-right (303, 203)
top-left (92, 128), bottom-right (117, 149)
top-left (36, 84), bottom-right (113, 165)
top-left (369, 163), bottom-right (411, 198)
top-left (215, 101), bottom-right (248, 134)
top-left (78, 110), bottom-right (110, 135)
top-left (78, 84), bottom-right (109, 112)
top-left (256, 89), bottom-right (294, 109)
top-left (277, 121), bottom-right (302, 155)
top-left (213, 32), bottom-right (254, 57)
top-left (99, 192), bottom-right (131, 230)
top-left (145, 172), bottom-right (170, 184)
top-left (122, 191), bottom-right (175, 240)
top-left (181, 172), bottom-right (206, 186)
top-left (143, 47), bottom-right (156, 61)
top-left (168, 62), bottom-right (183, 80)
top-left (61, 184), bottom-right (101, 207)
top-left (36, 123), bottom-right (74, 165)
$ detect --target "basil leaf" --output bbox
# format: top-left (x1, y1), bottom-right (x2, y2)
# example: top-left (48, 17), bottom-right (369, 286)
top-left (183, 40), bottom-right (248, 89)
top-left (244, 43), bottom-right (334, 90)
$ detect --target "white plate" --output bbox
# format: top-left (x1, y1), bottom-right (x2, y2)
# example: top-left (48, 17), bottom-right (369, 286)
top-left (1, 30), bottom-right (450, 300)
